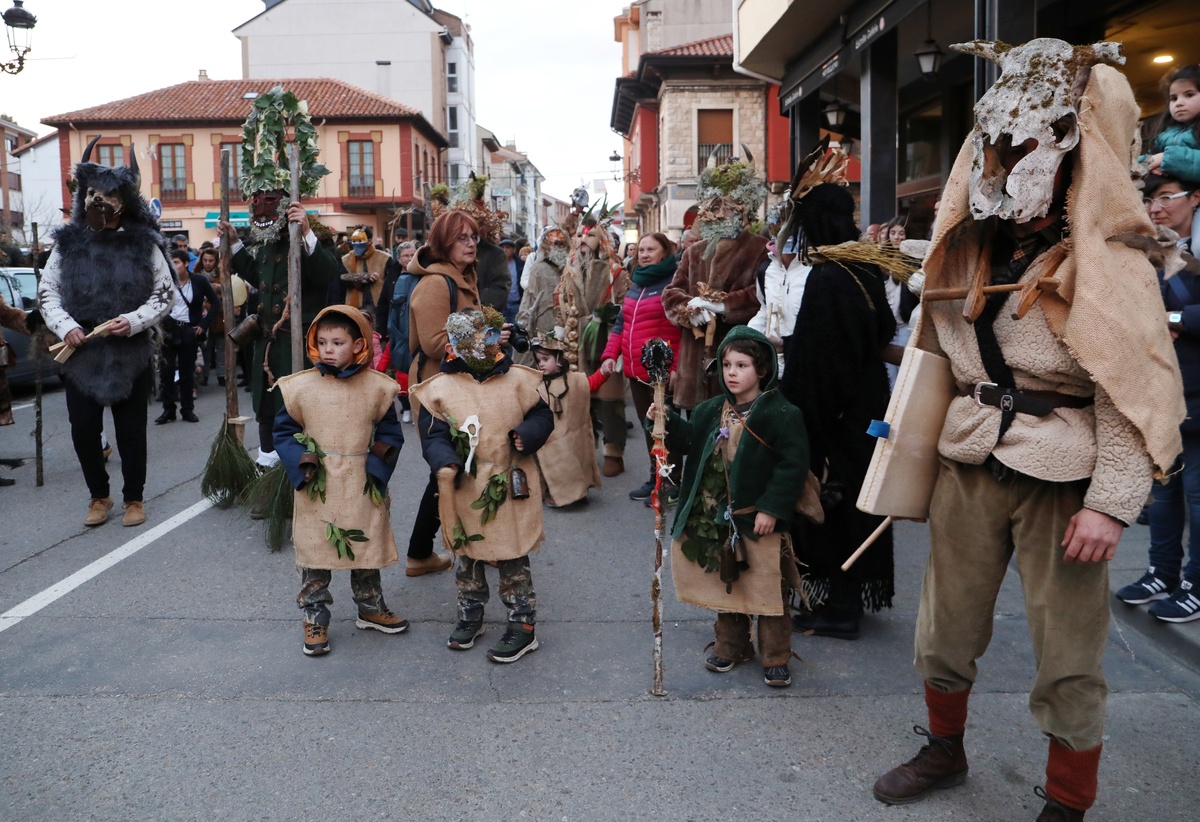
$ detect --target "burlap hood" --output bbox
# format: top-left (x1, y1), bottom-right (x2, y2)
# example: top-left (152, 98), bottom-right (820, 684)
top-left (923, 64), bottom-right (1183, 476)
top-left (305, 304), bottom-right (375, 368)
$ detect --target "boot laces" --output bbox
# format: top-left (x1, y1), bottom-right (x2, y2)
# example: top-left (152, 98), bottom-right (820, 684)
top-left (1033, 786), bottom-right (1074, 819)
top-left (907, 724), bottom-right (954, 765)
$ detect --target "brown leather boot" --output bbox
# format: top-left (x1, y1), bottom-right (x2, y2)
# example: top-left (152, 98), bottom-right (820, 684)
top-left (873, 725), bottom-right (968, 805)
top-left (602, 455), bottom-right (624, 477)
top-left (1034, 787), bottom-right (1085, 821)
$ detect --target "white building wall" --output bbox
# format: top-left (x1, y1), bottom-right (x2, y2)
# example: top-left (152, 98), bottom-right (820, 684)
top-left (445, 33), bottom-right (478, 186)
top-left (235, 0), bottom-right (445, 126)
top-left (14, 138), bottom-right (63, 242)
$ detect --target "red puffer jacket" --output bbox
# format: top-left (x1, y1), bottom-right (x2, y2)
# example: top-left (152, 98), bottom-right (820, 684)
top-left (601, 276), bottom-right (681, 383)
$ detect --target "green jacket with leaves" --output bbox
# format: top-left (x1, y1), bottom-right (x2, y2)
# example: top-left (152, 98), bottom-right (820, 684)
top-left (662, 325), bottom-right (809, 543)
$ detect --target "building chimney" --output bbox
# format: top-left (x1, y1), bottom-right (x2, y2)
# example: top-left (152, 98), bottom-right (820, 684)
top-left (198, 69), bottom-right (210, 81)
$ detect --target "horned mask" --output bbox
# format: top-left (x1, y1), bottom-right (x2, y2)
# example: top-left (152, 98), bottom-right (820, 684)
top-left (952, 38), bottom-right (1124, 223)
top-left (70, 135), bottom-right (154, 233)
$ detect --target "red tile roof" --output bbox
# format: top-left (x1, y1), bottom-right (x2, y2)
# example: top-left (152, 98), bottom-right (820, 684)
top-left (648, 33), bottom-right (733, 58)
top-left (43, 78), bottom-right (425, 125)
top-left (11, 129), bottom-right (58, 155)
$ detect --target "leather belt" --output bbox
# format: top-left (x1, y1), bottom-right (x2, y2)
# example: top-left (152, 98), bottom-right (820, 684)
top-left (959, 382), bottom-right (1093, 417)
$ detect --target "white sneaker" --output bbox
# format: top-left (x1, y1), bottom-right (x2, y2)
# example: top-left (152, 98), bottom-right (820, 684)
top-left (402, 410), bottom-right (412, 424)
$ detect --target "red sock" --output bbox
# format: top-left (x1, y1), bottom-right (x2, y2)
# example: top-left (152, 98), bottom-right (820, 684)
top-left (924, 682), bottom-right (970, 738)
top-left (1045, 739), bottom-right (1102, 811)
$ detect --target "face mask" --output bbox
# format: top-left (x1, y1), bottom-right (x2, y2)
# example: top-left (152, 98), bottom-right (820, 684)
top-left (547, 246), bottom-right (568, 268)
top-left (85, 201), bottom-right (120, 231)
top-left (351, 242), bottom-right (369, 256)
top-left (250, 191), bottom-right (288, 244)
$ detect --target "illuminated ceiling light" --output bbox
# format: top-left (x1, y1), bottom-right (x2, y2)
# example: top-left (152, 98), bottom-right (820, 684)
top-left (1153, 55), bottom-right (1174, 64)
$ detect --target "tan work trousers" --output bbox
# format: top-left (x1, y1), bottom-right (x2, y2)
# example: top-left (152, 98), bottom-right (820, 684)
top-left (915, 458), bottom-right (1109, 751)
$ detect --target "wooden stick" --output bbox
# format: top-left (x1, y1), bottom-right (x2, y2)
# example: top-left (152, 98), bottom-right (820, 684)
top-left (287, 144), bottom-right (303, 375)
top-left (841, 516), bottom-right (893, 572)
top-left (31, 221), bottom-right (44, 487)
top-left (650, 375), bottom-right (668, 698)
top-left (218, 149), bottom-right (244, 437)
top-left (49, 319), bottom-right (117, 362)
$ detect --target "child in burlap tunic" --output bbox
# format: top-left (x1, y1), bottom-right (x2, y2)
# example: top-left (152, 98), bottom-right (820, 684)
top-left (657, 325), bottom-right (809, 687)
top-left (529, 330), bottom-right (602, 507)
top-left (410, 308), bottom-right (554, 663)
top-left (274, 306), bottom-right (406, 657)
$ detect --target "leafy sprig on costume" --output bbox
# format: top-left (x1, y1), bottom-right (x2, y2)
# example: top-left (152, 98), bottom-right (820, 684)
top-left (444, 415), bottom-right (478, 478)
top-left (470, 472), bottom-right (509, 525)
top-left (450, 518), bottom-right (485, 552)
top-left (325, 521), bottom-right (368, 560)
top-left (362, 477), bottom-right (384, 507)
top-left (240, 86), bottom-right (329, 198)
top-left (294, 432), bottom-right (327, 503)
top-left (680, 449), bottom-right (729, 572)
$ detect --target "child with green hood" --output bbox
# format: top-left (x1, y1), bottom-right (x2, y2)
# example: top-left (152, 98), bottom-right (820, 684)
top-left (650, 325), bottom-right (809, 687)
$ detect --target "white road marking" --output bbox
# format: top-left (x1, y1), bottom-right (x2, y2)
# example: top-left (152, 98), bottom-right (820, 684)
top-left (0, 499), bottom-right (214, 634)
top-left (11, 403), bottom-right (32, 411)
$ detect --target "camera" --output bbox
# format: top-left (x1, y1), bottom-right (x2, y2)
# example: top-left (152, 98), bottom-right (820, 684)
top-left (509, 321), bottom-right (531, 353)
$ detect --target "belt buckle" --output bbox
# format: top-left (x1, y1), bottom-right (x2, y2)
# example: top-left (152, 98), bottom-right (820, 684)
top-left (973, 381), bottom-right (997, 408)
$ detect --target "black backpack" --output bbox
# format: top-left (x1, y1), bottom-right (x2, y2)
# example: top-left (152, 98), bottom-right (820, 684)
top-left (388, 273), bottom-right (457, 372)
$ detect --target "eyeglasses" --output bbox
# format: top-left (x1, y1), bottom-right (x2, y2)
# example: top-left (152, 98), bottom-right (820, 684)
top-left (1143, 191), bottom-right (1194, 208)
top-left (454, 234), bottom-right (480, 246)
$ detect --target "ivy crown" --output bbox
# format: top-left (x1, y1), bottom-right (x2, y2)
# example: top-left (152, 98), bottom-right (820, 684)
top-left (240, 85), bottom-right (330, 199)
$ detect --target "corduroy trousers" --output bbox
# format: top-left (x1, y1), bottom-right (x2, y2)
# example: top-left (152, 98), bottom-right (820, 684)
top-left (914, 457), bottom-right (1109, 751)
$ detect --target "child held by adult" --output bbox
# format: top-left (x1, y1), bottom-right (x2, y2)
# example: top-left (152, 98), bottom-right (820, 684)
top-left (410, 308), bottom-right (554, 663)
top-left (273, 305), bottom-right (408, 657)
top-left (651, 326), bottom-right (809, 687)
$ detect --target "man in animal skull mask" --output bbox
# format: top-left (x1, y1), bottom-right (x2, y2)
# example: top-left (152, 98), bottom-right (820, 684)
top-left (661, 152), bottom-right (767, 410)
top-left (872, 40), bottom-right (1185, 821)
top-left (38, 136), bottom-right (175, 527)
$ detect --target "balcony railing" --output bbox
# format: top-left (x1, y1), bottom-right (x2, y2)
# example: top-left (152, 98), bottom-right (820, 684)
top-left (161, 183), bottom-right (187, 203)
top-left (348, 176), bottom-right (374, 198)
top-left (697, 142), bottom-right (733, 171)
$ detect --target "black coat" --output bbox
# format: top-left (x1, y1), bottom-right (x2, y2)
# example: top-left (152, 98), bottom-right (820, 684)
top-left (179, 275), bottom-right (221, 332)
top-left (780, 259), bottom-right (896, 612)
top-left (1160, 239), bottom-right (1200, 434)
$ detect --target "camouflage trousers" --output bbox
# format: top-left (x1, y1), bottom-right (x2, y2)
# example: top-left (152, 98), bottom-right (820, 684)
top-left (297, 566), bottom-right (385, 626)
top-left (455, 555), bottom-right (536, 625)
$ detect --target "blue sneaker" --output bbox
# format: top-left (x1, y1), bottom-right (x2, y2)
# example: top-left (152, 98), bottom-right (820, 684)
top-left (1115, 567), bottom-right (1176, 605)
top-left (1148, 579), bottom-right (1200, 623)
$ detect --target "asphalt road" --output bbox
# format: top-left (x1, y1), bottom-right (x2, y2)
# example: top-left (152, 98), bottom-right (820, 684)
top-left (1, 380), bottom-right (1198, 821)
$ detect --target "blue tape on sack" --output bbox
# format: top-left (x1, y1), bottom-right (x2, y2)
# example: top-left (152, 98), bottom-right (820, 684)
top-left (866, 419), bottom-right (890, 439)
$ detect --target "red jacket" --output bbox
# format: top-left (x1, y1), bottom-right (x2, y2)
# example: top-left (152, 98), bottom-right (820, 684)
top-left (601, 278), bottom-right (680, 383)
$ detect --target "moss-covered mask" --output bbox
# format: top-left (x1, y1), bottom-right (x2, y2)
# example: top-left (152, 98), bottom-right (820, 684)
top-left (445, 307), bottom-right (505, 374)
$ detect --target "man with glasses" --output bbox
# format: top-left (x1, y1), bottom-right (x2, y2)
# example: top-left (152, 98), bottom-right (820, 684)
top-left (1116, 173), bottom-right (1200, 623)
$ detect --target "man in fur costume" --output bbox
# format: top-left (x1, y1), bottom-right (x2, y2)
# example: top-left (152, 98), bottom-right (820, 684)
top-left (38, 136), bottom-right (174, 527)
top-left (872, 40), bottom-right (1184, 822)
top-left (410, 308), bottom-right (554, 663)
top-left (558, 223), bottom-right (631, 476)
top-left (219, 87), bottom-right (339, 461)
top-left (529, 329), bottom-right (601, 507)
top-left (662, 154), bottom-right (767, 410)
top-left (332, 228), bottom-right (387, 311)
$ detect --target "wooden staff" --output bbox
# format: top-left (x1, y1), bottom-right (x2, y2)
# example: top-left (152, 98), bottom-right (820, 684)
top-left (642, 337), bottom-right (674, 697)
top-left (30, 222), bottom-right (44, 487)
top-left (217, 149), bottom-right (250, 433)
top-left (287, 143), bottom-right (303, 374)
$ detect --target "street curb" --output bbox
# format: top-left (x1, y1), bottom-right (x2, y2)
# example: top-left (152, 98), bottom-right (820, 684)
top-left (1110, 592), bottom-right (1200, 674)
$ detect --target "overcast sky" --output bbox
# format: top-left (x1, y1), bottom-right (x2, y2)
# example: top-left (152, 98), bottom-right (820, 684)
top-left (2, 0), bottom-right (632, 200)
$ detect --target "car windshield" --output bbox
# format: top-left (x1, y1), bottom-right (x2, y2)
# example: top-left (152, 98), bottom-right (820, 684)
top-left (0, 268), bottom-right (37, 307)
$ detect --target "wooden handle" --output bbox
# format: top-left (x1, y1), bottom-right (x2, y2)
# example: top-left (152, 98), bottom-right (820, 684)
top-left (840, 516), bottom-right (893, 571)
top-left (287, 144), bottom-right (304, 374)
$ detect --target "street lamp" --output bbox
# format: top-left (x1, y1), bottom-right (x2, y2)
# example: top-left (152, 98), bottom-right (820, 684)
top-left (913, 0), bottom-right (942, 80)
top-left (2, 0), bottom-right (36, 75)
top-left (823, 101), bottom-right (847, 130)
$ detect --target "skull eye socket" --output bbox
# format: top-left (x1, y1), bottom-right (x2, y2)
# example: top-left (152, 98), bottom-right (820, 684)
top-left (1050, 114), bottom-right (1076, 145)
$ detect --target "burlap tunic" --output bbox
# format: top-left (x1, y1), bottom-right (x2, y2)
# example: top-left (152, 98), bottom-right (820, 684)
top-left (535, 371), bottom-right (601, 506)
top-left (411, 364), bottom-right (548, 561)
top-left (276, 368), bottom-right (400, 570)
top-left (558, 258), bottom-right (629, 402)
top-left (671, 415), bottom-right (787, 616)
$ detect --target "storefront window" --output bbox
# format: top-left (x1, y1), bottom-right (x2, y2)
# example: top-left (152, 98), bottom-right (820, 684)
top-left (899, 100), bottom-right (942, 184)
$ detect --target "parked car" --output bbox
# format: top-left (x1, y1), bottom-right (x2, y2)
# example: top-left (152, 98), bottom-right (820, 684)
top-left (0, 267), bottom-right (38, 309)
top-left (0, 272), bottom-right (61, 387)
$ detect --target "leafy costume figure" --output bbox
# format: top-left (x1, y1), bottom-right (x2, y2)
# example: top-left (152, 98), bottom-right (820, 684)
top-left (273, 305), bottom-right (406, 656)
top-left (410, 308), bottom-right (554, 663)
top-left (662, 326), bottom-right (809, 686)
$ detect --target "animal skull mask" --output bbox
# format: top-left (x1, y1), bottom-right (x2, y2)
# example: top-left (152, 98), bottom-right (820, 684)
top-left (952, 38), bottom-right (1124, 223)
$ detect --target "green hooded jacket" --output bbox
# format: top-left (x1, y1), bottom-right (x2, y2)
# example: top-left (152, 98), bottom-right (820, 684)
top-left (661, 325), bottom-right (809, 542)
